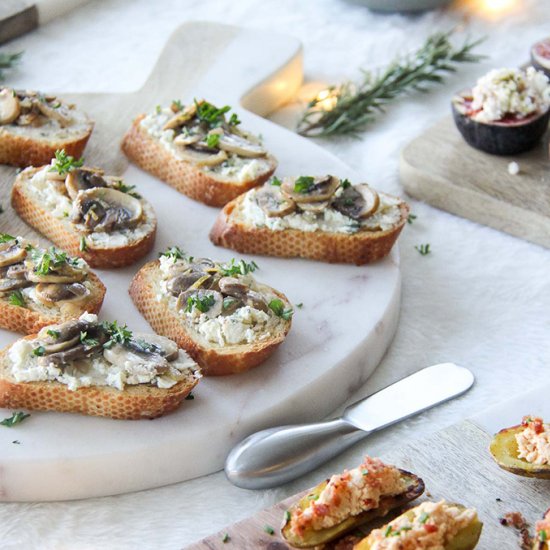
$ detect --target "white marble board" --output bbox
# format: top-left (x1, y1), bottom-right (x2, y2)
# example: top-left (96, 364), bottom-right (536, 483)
top-left (0, 22), bottom-right (403, 501)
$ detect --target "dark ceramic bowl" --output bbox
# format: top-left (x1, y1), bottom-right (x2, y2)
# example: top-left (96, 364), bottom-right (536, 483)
top-left (452, 91), bottom-right (550, 156)
top-left (531, 37), bottom-right (550, 78)
top-left (352, 0), bottom-right (451, 12)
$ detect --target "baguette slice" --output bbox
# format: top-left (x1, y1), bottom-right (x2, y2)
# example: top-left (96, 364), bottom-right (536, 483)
top-left (129, 259), bottom-right (292, 376)
top-left (121, 110), bottom-right (277, 207)
top-left (12, 165), bottom-right (157, 268)
top-left (0, 316), bottom-right (201, 420)
top-left (210, 182), bottom-right (409, 265)
top-left (0, 88), bottom-right (93, 167)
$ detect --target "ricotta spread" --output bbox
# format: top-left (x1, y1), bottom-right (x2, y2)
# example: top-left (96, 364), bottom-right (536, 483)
top-left (241, 187), bottom-right (403, 234)
top-left (140, 107), bottom-right (272, 183)
top-left (470, 67), bottom-right (550, 123)
top-left (516, 416), bottom-right (550, 465)
top-left (24, 164), bottom-right (155, 248)
top-left (366, 501), bottom-right (477, 550)
top-left (8, 313), bottom-right (200, 391)
top-left (289, 456), bottom-right (407, 536)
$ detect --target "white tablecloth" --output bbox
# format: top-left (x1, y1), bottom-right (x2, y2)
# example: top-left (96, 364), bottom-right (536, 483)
top-left (2, 0), bottom-right (550, 548)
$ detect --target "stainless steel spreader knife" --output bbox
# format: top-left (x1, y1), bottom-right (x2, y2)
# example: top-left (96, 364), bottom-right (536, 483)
top-left (225, 362), bottom-right (474, 490)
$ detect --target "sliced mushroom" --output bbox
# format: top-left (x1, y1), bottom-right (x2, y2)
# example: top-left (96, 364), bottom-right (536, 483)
top-left (175, 142), bottom-right (228, 166)
top-left (189, 258), bottom-right (217, 271)
top-left (176, 289), bottom-right (223, 319)
top-left (38, 342), bottom-right (100, 366)
top-left (34, 282), bottom-right (90, 305)
top-left (104, 342), bottom-right (170, 374)
top-left (297, 200), bottom-right (330, 214)
top-left (222, 295), bottom-right (244, 315)
top-left (0, 241), bottom-right (26, 268)
top-left (256, 186), bottom-right (296, 217)
top-left (26, 259), bottom-right (85, 284)
top-left (0, 278), bottom-right (31, 292)
top-left (72, 187), bottom-right (143, 233)
top-left (6, 262), bottom-right (27, 279)
top-left (166, 271), bottom-right (206, 296)
top-left (281, 175), bottom-right (339, 203)
top-left (33, 98), bottom-right (73, 126)
top-left (245, 290), bottom-right (269, 313)
top-left (332, 184), bottom-right (380, 220)
top-left (128, 332), bottom-right (179, 362)
top-left (65, 167), bottom-right (107, 200)
top-left (218, 276), bottom-right (249, 297)
top-left (217, 132), bottom-right (266, 158)
top-left (0, 88), bottom-right (21, 125)
top-left (38, 318), bottom-right (95, 345)
top-left (162, 103), bottom-right (197, 130)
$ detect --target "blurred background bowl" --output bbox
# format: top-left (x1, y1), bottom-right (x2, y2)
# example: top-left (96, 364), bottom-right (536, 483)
top-left (352, 0), bottom-right (452, 12)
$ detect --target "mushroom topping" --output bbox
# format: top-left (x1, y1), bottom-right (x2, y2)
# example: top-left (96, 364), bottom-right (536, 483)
top-left (244, 290), bottom-right (269, 313)
top-left (0, 241), bottom-right (26, 267)
top-left (332, 184), bottom-right (380, 220)
top-left (173, 132), bottom-right (203, 146)
top-left (282, 175), bottom-right (339, 203)
top-left (71, 187), bottom-right (143, 233)
top-left (163, 103), bottom-right (198, 131)
top-left (26, 259), bottom-right (85, 284)
top-left (34, 98), bottom-right (73, 127)
top-left (0, 277), bottom-right (31, 292)
top-left (4, 263), bottom-right (27, 279)
top-left (103, 343), bottom-right (170, 374)
top-left (221, 295), bottom-right (244, 315)
top-left (297, 200), bottom-right (330, 214)
top-left (0, 88), bottom-right (21, 125)
top-left (65, 167), bottom-right (107, 200)
top-left (217, 132), bottom-right (267, 158)
top-left (177, 289), bottom-right (223, 319)
top-left (218, 276), bottom-right (249, 297)
top-left (34, 282), bottom-right (90, 305)
top-left (256, 186), bottom-right (296, 218)
top-left (175, 141), bottom-right (228, 166)
top-left (127, 332), bottom-right (179, 362)
top-left (166, 270), bottom-right (207, 296)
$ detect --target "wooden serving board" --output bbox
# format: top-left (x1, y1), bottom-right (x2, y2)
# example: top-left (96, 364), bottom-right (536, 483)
top-left (400, 116), bottom-right (550, 249)
top-left (0, 22), bottom-right (405, 502)
top-left (191, 384), bottom-right (550, 549)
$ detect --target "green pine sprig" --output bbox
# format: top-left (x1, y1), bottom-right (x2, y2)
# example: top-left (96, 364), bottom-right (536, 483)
top-left (297, 31), bottom-right (485, 138)
top-left (0, 52), bottom-right (23, 81)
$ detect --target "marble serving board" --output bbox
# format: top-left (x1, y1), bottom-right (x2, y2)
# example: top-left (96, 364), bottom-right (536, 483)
top-left (0, 22), bottom-right (404, 501)
top-left (399, 115), bottom-right (550, 249)
top-left (191, 385), bottom-right (550, 549)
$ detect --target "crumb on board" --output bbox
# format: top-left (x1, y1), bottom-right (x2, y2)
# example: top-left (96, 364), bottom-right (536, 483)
top-left (499, 511), bottom-right (533, 550)
top-left (508, 161), bottom-right (520, 175)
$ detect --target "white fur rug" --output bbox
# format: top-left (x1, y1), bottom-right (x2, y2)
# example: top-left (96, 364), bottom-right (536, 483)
top-left (2, 0), bottom-right (550, 548)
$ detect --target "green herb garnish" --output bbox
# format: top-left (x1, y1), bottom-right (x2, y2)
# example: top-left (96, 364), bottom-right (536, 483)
top-left (294, 176), bottom-right (315, 194)
top-left (362, 469), bottom-right (369, 475)
top-left (31, 247), bottom-right (73, 276)
top-left (171, 99), bottom-right (184, 111)
top-left (32, 346), bottom-right (45, 356)
top-left (0, 233), bottom-right (15, 243)
top-left (268, 299), bottom-right (293, 320)
top-left (270, 176), bottom-right (282, 187)
top-left (264, 525), bottom-right (275, 536)
top-left (219, 258), bottom-right (258, 277)
top-left (80, 331), bottom-right (99, 348)
top-left (297, 31), bottom-right (485, 138)
top-left (228, 113), bottom-right (241, 126)
top-left (284, 511), bottom-right (291, 522)
top-left (222, 533), bottom-right (230, 543)
top-left (102, 321), bottom-right (133, 349)
top-left (1, 411), bottom-right (30, 427)
top-left (415, 243), bottom-right (431, 256)
top-left (541, 530), bottom-right (548, 542)
top-left (160, 246), bottom-right (186, 262)
top-left (195, 100), bottom-right (231, 128)
top-left (185, 293), bottom-right (216, 314)
top-left (111, 180), bottom-right (141, 198)
top-left (223, 296), bottom-right (238, 310)
top-left (340, 178), bottom-right (351, 189)
top-left (206, 132), bottom-right (221, 148)
top-left (384, 526), bottom-right (393, 537)
top-left (0, 52), bottom-right (23, 81)
top-left (8, 290), bottom-right (25, 307)
top-left (407, 214), bottom-right (417, 224)
top-left (155, 105), bottom-right (162, 115)
top-left (47, 329), bottom-right (60, 339)
top-left (419, 512), bottom-right (430, 524)
top-left (79, 236), bottom-right (88, 252)
top-left (49, 149), bottom-right (84, 175)
top-left (296, 303), bottom-right (303, 309)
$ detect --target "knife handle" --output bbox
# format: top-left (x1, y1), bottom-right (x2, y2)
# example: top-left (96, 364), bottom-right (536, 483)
top-left (224, 418), bottom-right (367, 490)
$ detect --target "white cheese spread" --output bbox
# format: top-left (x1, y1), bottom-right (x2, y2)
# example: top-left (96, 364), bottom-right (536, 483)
top-left (516, 416), bottom-right (550, 465)
top-left (471, 67), bottom-right (550, 123)
top-left (241, 188), bottom-right (402, 234)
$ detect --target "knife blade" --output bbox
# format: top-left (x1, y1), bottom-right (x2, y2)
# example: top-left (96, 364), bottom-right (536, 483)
top-left (225, 362), bottom-right (474, 489)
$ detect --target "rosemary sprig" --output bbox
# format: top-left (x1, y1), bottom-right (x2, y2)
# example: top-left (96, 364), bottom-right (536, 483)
top-left (0, 52), bottom-right (23, 81)
top-left (297, 31), bottom-right (485, 138)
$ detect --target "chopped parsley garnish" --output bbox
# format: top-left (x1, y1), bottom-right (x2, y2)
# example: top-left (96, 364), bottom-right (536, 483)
top-left (223, 296), bottom-right (238, 310)
top-left (32, 346), bottom-right (45, 356)
top-left (228, 113), bottom-right (241, 126)
top-left (80, 331), bottom-right (99, 348)
top-left (1, 411), bottom-right (30, 427)
top-left (13, 440), bottom-right (21, 444)
top-left (31, 247), bottom-right (74, 276)
top-left (219, 258), bottom-right (259, 277)
top-left (47, 329), bottom-right (60, 339)
top-left (102, 321), bottom-right (133, 349)
top-left (340, 178), bottom-right (351, 189)
top-left (171, 99), bottom-right (184, 111)
top-left (294, 176), bottom-right (315, 194)
top-left (284, 511), bottom-right (291, 522)
top-left (195, 100), bottom-right (231, 128)
top-left (268, 299), bottom-right (293, 320)
top-left (419, 512), bottom-right (430, 524)
top-left (384, 526), bottom-right (393, 537)
top-left (296, 303), bottom-right (303, 309)
top-left (206, 132), bottom-right (221, 148)
top-left (111, 180), bottom-right (141, 198)
top-left (160, 246), bottom-right (186, 262)
top-left (222, 533), bottom-right (230, 543)
top-left (385, 525), bottom-right (412, 537)
top-left (79, 236), bottom-right (88, 252)
top-left (49, 149), bottom-right (84, 176)
top-left (270, 176), bottom-right (282, 187)
top-left (415, 243), bottom-right (431, 256)
top-left (306, 493), bottom-right (319, 501)
top-left (185, 293), bottom-right (216, 314)
top-left (541, 530), bottom-right (548, 542)
top-left (407, 213), bottom-right (417, 224)
top-left (8, 290), bottom-right (25, 307)
top-left (263, 525), bottom-right (275, 536)
top-left (0, 232), bottom-right (15, 243)
top-left (155, 105), bottom-right (162, 114)
top-left (362, 468), bottom-right (369, 475)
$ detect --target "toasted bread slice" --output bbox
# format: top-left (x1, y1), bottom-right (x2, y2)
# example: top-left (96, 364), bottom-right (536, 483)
top-left (0, 314), bottom-right (201, 420)
top-left (0, 88), bottom-right (93, 167)
top-left (210, 178), bottom-right (409, 265)
top-left (129, 255), bottom-right (292, 376)
top-left (11, 162), bottom-right (157, 268)
top-left (121, 101), bottom-right (277, 207)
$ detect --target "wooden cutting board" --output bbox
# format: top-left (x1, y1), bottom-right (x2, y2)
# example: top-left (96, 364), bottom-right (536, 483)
top-left (400, 116), bottom-right (550, 249)
top-left (0, 22), bottom-right (405, 502)
top-left (190, 415), bottom-right (550, 549)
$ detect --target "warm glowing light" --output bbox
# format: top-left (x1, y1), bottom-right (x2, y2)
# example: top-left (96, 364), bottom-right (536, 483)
top-left (314, 88), bottom-right (339, 111)
top-left (483, 0), bottom-right (516, 12)
top-left (467, 0), bottom-right (521, 18)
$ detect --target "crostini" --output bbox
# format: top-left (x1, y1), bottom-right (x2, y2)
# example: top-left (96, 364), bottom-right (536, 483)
top-left (0, 313), bottom-right (201, 419)
top-left (354, 501), bottom-right (482, 550)
top-left (11, 150), bottom-right (157, 268)
top-left (121, 99), bottom-right (277, 207)
top-left (0, 88), bottom-right (93, 167)
top-left (490, 416), bottom-right (550, 479)
top-left (281, 455), bottom-right (425, 548)
top-left (0, 234), bottom-right (105, 334)
top-left (129, 247), bottom-right (292, 376)
top-left (210, 175), bottom-right (409, 265)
